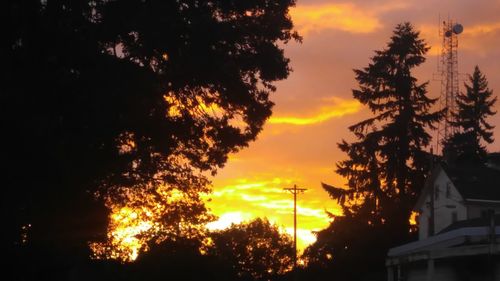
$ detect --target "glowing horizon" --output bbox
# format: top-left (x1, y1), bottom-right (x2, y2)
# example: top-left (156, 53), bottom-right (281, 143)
top-left (206, 178), bottom-right (336, 251)
top-left (207, 0), bottom-right (500, 256)
top-left (99, 0), bottom-right (500, 261)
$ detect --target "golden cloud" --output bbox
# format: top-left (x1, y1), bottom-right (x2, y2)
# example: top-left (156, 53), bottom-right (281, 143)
top-left (268, 97), bottom-right (362, 125)
top-left (207, 177), bottom-right (335, 251)
top-left (463, 22), bottom-right (500, 35)
top-left (419, 21), bottom-right (500, 55)
top-left (290, 3), bottom-right (382, 35)
top-left (206, 211), bottom-right (253, 230)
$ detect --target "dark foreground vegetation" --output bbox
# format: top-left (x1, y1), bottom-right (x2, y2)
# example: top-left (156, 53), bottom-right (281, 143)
top-left (4, 1), bottom-right (498, 281)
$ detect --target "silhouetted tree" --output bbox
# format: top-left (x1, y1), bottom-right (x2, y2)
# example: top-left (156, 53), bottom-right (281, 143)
top-left (303, 213), bottom-right (394, 281)
top-left (208, 218), bottom-right (294, 281)
top-left (3, 0), bottom-right (300, 276)
top-left (131, 238), bottom-right (239, 281)
top-left (444, 66), bottom-right (497, 162)
top-left (305, 23), bottom-right (442, 279)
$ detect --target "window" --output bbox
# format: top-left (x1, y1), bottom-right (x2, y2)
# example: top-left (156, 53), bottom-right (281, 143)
top-left (434, 185), bottom-right (439, 200)
top-left (446, 183), bottom-right (452, 198)
top-left (481, 209), bottom-right (494, 219)
top-left (481, 210), bottom-right (488, 218)
top-left (428, 217), bottom-right (433, 236)
top-left (452, 211), bottom-right (457, 223)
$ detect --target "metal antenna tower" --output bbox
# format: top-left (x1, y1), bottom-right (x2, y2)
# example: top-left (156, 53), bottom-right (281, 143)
top-left (284, 184), bottom-right (307, 269)
top-left (436, 17), bottom-right (464, 153)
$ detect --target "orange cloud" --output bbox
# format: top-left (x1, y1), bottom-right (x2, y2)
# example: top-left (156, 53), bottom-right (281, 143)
top-left (290, 3), bottom-right (382, 35)
top-left (268, 97), bottom-right (361, 125)
top-left (420, 21), bottom-right (500, 55)
top-left (463, 22), bottom-right (500, 35)
top-left (206, 211), bottom-right (253, 230)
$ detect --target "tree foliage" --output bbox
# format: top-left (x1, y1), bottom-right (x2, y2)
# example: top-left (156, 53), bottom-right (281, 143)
top-left (207, 218), bottom-right (294, 281)
top-left (305, 23), bottom-right (442, 277)
top-left (445, 66), bottom-right (497, 161)
top-left (333, 22), bottom-right (440, 222)
top-left (303, 214), bottom-right (393, 281)
top-left (3, 0), bottom-right (299, 266)
top-left (131, 238), bottom-right (240, 281)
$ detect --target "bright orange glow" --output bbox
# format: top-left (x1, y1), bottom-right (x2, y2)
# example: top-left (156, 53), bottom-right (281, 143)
top-left (164, 92), bottom-right (225, 117)
top-left (164, 92), bottom-right (224, 119)
top-left (164, 91), bottom-right (248, 131)
top-left (92, 1), bottom-right (500, 263)
top-left (93, 177), bottom-right (335, 261)
top-left (206, 211), bottom-right (252, 230)
top-left (269, 98), bottom-right (361, 125)
top-left (206, 178), bottom-right (339, 252)
top-left (290, 2), bottom-right (411, 36)
top-left (91, 184), bottom-right (211, 262)
top-left (90, 206), bottom-right (157, 262)
top-left (290, 3), bottom-right (382, 35)
top-left (409, 211), bottom-right (418, 226)
top-left (206, 207), bottom-right (322, 251)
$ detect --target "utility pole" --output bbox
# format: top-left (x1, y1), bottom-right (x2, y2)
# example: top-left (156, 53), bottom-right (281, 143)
top-left (284, 184), bottom-right (307, 269)
top-left (430, 184), bottom-right (435, 236)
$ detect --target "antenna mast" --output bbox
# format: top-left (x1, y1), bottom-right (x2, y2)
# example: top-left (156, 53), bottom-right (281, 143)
top-left (436, 17), bottom-right (463, 153)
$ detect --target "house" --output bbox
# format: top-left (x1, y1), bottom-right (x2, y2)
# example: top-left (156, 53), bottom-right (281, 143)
top-left (386, 155), bottom-right (500, 281)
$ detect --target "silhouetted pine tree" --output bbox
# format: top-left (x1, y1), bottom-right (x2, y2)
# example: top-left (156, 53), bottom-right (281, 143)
top-left (445, 66), bottom-right (497, 162)
top-left (305, 23), bottom-right (443, 279)
top-left (334, 22), bottom-right (441, 226)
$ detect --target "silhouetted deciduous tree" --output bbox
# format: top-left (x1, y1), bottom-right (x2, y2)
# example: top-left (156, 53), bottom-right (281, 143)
top-left (3, 0), bottom-right (300, 274)
top-left (131, 238), bottom-right (239, 281)
top-left (305, 23), bottom-right (442, 280)
top-left (208, 218), bottom-right (294, 281)
top-left (444, 66), bottom-right (497, 162)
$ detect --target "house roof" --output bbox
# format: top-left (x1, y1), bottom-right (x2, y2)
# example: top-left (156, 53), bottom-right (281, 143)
top-left (488, 152), bottom-right (500, 169)
top-left (489, 152), bottom-right (500, 163)
top-left (388, 224), bottom-right (500, 257)
top-left (438, 215), bottom-right (500, 234)
top-left (414, 165), bottom-right (445, 211)
top-left (442, 162), bottom-right (500, 202)
top-left (414, 158), bottom-right (500, 211)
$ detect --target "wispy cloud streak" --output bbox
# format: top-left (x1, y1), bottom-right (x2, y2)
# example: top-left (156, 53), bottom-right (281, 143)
top-left (269, 98), bottom-right (361, 125)
top-left (290, 3), bottom-right (382, 35)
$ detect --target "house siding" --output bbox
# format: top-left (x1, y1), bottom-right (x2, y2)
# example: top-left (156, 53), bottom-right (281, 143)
top-left (406, 262), bottom-right (457, 281)
top-left (400, 258), bottom-right (500, 281)
top-left (389, 163), bottom-right (500, 281)
top-left (418, 170), bottom-right (466, 240)
top-left (467, 204), bottom-right (500, 219)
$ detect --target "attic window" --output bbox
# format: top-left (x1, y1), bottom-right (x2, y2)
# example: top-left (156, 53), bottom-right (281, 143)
top-left (446, 183), bottom-right (452, 199)
top-left (434, 185), bottom-right (439, 200)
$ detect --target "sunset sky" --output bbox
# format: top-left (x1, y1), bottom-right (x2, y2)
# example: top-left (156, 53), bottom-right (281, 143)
top-left (206, 0), bottom-right (500, 251)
